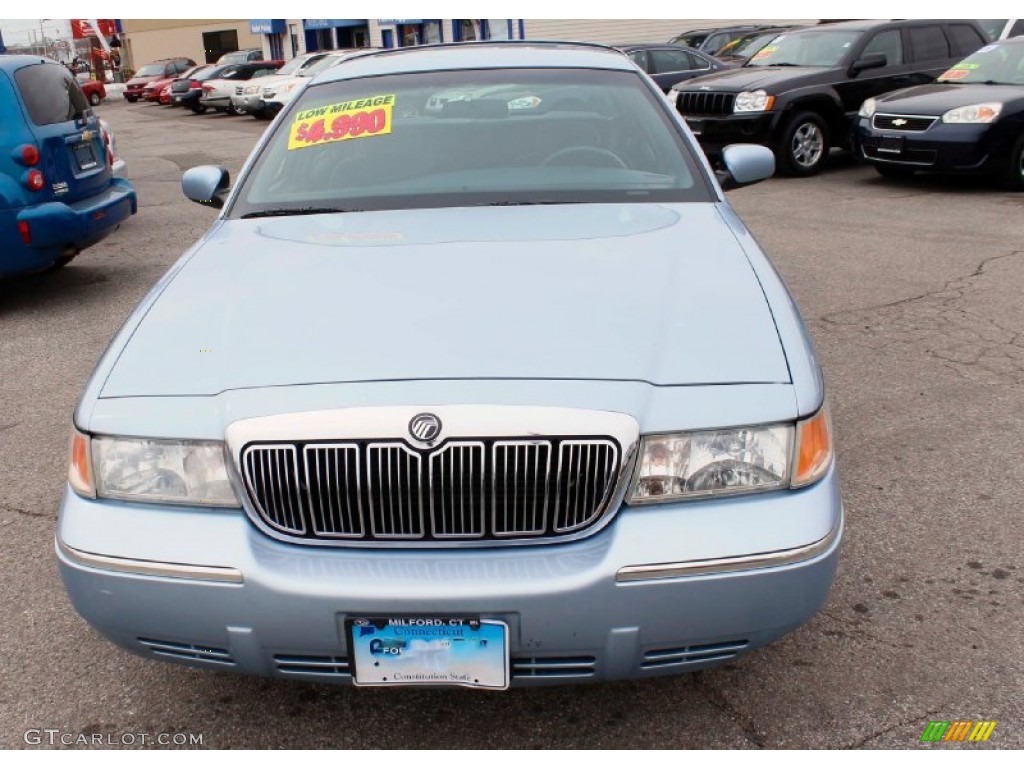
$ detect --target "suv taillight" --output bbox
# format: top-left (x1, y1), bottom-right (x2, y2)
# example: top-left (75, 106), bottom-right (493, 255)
top-left (26, 169), bottom-right (45, 192)
top-left (17, 144), bottom-right (40, 166)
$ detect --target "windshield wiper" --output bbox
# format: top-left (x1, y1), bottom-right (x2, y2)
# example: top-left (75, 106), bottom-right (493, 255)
top-left (240, 206), bottom-right (361, 219)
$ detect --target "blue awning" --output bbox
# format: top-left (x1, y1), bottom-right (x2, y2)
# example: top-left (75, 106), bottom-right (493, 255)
top-left (303, 19), bottom-right (366, 30)
top-left (250, 19), bottom-right (285, 35)
top-left (378, 20), bottom-right (425, 25)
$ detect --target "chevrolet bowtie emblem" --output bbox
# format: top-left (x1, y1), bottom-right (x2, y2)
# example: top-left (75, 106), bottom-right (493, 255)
top-left (699, 85), bottom-right (711, 91)
top-left (892, 118), bottom-right (907, 126)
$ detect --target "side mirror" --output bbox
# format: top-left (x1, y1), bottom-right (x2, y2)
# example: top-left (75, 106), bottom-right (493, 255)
top-left (182, 165), bottom-right (230, 209)
top-left (848, 52), bottom-right (887, 77)
top-left (716, 144), bottom-right (775, 191)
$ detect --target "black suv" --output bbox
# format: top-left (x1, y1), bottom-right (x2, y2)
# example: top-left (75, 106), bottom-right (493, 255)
top-left (671, 19), bottom-right (989, 175)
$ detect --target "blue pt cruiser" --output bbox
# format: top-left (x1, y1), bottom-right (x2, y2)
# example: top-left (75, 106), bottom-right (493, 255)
top-left (1, 56), bottom-right (136, 277)
top-left (58, 42), bottom-right (841, 689)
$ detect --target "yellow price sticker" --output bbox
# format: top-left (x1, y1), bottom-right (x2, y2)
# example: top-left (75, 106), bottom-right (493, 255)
top-left (287, 94), bottom-right (395, 150)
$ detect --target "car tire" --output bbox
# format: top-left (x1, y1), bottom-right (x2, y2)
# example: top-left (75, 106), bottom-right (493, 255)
top-left (998, 134), bottom-right (1024, 191)
top-left (125, 96), bottom-right (137, 103)
top-left (190, 104), bottom-right (208, 114)
top-left (874, 165), bottom-right (916, 180)
top-left (48, 252), bottom-right (78, 270)
top-left (89, 92), bottom-right (102, 106)
top-left (226, 104), bottom-right (239, 116)
top-left (776, 111), bottom-right (830, 177)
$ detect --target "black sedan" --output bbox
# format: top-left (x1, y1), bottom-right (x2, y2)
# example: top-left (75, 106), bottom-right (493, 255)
top-left (857, 38), bottom-right (1024, 188)
top-left (616, 43), bottom-right (729, 93)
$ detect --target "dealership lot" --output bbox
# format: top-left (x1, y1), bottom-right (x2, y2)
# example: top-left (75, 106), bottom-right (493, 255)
top-left (1, 99), bottom-right (1021, 748)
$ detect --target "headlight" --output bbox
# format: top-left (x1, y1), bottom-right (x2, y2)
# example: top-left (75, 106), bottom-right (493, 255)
top-left (734, 89), bottom-right (775, 113)
top-left (69, 430), bottom-right (239, 506)
top-left (942, 103), bottom-right (1002, 124)
top-left (628, 407), bottom-right (832, 504)
top-left (858, 97), bottom-right (877, 118)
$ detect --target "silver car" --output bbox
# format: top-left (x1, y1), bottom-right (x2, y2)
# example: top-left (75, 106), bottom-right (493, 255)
top-left (59, 42), bottom-right (840, 690)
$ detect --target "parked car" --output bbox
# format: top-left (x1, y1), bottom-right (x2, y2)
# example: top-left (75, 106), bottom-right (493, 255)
top-left (217, 48), bottom-right (264, 65)
top-left (123, 57), bottom-right (195, 103)
top-left (615, 43), bottom-right (729, 92)
top-left (857, 37), bottom-right (1024, 189)
top-left (80, 79), bottom-right (105, 106)
top-left (198, 61), bottom-right (283, 114)
top-left (668, 24), bottom-right (779, 56)
top-left (0, 56), bottom-right (136, 277)
top-left (672, 19), bottom-right (989, 175)
top-left (260, 51), bottom-right (362, 115)
top-left (230, 52), bottom-right (333, 118)
top-left (714, 26), bottom-right (809, 65)
top-left (977, 19), bottom-right (1024, 41)
top-left (59, 42), bottom-right (839, 689)
top-left (168, 64), bottom-right (217, 108)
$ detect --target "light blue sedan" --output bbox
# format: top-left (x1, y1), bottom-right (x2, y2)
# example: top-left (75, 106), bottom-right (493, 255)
top-left (58, 41), bottom-right (840, 689)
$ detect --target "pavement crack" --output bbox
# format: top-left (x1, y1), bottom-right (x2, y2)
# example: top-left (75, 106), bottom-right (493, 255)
top-left (692, 672), bottom-right (766, 748)
top-left (843, 703), bottom-right (947, 749)
top-left (0, 501), bottom-right (50, 519)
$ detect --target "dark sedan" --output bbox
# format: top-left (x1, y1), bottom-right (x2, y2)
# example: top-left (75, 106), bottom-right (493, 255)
top-left (616, 43), bottom-right (729, 92)
top-left (857, 38), bottom-right (1024, 188)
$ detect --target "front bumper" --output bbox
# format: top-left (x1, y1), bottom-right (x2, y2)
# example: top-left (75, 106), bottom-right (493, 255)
top-left (200, 95), bottom-right (231, 109)
top-left (855, 118), bottom-right (1012, 174)
top-left (677, 110), bottom-right (780, 154)
top-left (57, 465), bottom-right (841, 686)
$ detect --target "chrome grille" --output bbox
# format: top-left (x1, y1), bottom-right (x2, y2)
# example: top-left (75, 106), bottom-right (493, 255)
top-left (872, 114), bottom-right (937, 132)
top-left (243, 444), bottom-right (305, 534)
top-left (240, 437), bottom-right (621, 545)
top-left (677, 90), bottom-right (735, 116)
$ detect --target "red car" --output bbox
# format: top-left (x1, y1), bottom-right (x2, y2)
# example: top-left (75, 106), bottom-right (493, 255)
top-left (123, 57), bottom-right (194, 103)
top-left (158, 83), bottom-right (173, 105)
top-left (81, 79), bottom-right (106, 106)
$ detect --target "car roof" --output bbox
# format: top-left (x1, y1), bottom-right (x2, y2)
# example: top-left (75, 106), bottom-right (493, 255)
top-left (790, 19), bottom-right (975, 33)
top-left (0, 55), bottom-right (56, 73)
top-left (614, 42), bottom-right (699, 50)
top-left (314, 41), bottom-right (634, 85)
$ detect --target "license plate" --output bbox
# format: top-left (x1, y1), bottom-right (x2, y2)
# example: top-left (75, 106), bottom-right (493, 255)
top-left (173, 95), bottom-right (181, 104)
top-left (72, 141), bottom-right (98, 171)
top-left (686, 118), bottom-right (704, 136)
top-left (878, 135), bottom-right (904, 154)
top-left (347, 617), bottom-right (509, 689)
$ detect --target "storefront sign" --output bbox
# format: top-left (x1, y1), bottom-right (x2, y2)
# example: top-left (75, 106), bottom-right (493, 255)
top-left (378, 20), bottom-right (424, 24)
top-left (303, 19), bottom-right (366, 30)
top-left (250, 19), bottom-right (285, 35)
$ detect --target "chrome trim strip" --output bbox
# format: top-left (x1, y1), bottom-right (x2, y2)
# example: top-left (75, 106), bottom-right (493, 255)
top-left (616, 516), bottom-right (842, 583)
top-left (57, 539), bottom-right (243, 583)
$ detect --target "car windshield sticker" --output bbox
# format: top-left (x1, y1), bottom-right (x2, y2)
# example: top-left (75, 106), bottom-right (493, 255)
top-left (752, 45), bottom-right (778, 61)
top-left (940, 62), bottom-right (981, 81)
top-left (287, 94), bottom-right (395, 150)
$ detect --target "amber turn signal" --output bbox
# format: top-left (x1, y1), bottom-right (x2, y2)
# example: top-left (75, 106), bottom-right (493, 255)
top-left (792, 406), bottom-right (833, 488)
top-left (68, 428), bottom-right (95, 498)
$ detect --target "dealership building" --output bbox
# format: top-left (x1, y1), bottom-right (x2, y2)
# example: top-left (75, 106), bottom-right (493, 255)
top-left (120, 18), bottom-right (807, 70)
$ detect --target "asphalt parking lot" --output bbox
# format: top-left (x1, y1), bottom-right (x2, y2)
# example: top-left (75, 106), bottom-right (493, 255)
top-left (1, 97), bottom-right (1021, 749)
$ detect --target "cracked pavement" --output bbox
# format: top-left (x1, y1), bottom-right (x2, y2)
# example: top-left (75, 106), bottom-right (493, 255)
top-left (0, 102), bottom-right (1021, 749)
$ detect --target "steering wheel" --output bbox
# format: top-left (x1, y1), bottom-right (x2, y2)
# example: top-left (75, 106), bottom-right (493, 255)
top-left (541, 146), bottom-right (628, 169)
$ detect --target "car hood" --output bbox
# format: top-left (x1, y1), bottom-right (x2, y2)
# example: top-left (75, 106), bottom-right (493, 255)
top-left (254, 73), bottom-right (296, 89)
top-left (874, 82), bottom-right (1024, 113)
top-left (127, 75), bottom-right (161, 86)
top-left (99, 204), bottom-right (791, 398)
top-left (675, 65), bottom-right (828, 93)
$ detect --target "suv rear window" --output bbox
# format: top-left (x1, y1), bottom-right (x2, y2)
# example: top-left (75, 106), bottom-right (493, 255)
top-left (14, 63), bottom-right (90, 125)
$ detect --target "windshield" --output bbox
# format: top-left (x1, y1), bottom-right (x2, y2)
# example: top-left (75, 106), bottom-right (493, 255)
top-left (300, 55), bottom-right (344, 77)
top-left (136, 63), bottom-right (165, 77)
top-left (977, 19), bottom-right (1008, 39)
top-left (219, 51), bottom-right (251, 64)
top-left (669, 31), bottom-right (709, 48)
top-left (231, 68), bottom-right (708, 217)
top-left (938, 42), bottom-right (1024, 84)
top-left (746, 29), bottom-right (860, 67)
top-left (276, 56), bottom-right (316, 76)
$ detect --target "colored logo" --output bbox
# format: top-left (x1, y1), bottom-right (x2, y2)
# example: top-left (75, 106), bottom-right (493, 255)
top-left (921, 721), bottom-right (997, 743)
top-left (408, 413), bottom-right (442, 443)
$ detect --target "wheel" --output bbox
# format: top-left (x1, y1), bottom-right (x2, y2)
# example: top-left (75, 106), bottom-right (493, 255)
top-left (541, 146), bottom-right (628, 169)
top-left (776, 111), bottom-right (830, 177)
top-left (190, 104), bottom-right (208, 114)
top-left (874, 164), bottom-right (916, 180)
top-left (47, 252), bottom-right (78, 271)
top-left (125, 96), bottom-right (137, 103)
top-left (998, 134), bottom-right (1024, 191)
top-left (89, 91), bottom-right (101, 106)
top-left (226, 103), bottom-right (239, 116)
